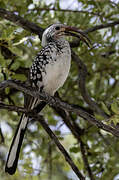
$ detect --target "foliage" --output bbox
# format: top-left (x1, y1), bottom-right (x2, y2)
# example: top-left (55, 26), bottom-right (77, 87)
top-left (0, 0), bottom-right (119, 179)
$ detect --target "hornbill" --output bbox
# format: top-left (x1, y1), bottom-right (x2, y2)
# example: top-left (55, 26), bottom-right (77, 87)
top-left (5, 23), bottom-right (90, 174)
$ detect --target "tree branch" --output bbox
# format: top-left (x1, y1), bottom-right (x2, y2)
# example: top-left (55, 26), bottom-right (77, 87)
top-left (36, 115), bottom-right (85, 180)
top-left (72, 50), bottom-right (109, 118)
top-left (0, 8), bottom-right (44, 39)
top-left (0, 125), bottom-right (4, 143)
top-left (0, 101), bottom-right (85, 179)
top-left (0, 101), bottom-right (25, 112)
top-left (0, 80), bottom-right (119, 137)
top-left (0, 7), bottom-right (119, 51)
top-left (0, 7), bottom-right (119, 42)
top-left (53, 106), bottom-right (95, 179)
top-left (84, 20), bottom-right (119, 34)
top-left (79, 139), bottom-right (95, 180)
top-left (71, 20), bottom-right (119, 47)
top-left (35, 7), bottom-right (100, 16)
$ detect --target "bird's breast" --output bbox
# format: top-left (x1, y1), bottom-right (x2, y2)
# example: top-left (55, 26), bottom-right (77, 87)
top-left (43, 48), bottom-right (71, 95)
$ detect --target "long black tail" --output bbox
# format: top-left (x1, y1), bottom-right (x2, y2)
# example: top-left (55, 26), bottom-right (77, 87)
top-left (5, 101), bottom-right (46, 175)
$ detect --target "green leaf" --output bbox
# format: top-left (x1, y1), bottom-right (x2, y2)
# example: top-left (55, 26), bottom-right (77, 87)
top-left (9, 46), bottom-right (23, 56)
top-left (55, 130), bottom-right (61, 136)
top-left (70, 146), bottom-right (80, 153)
top-left (12, 73), bottom-right (27, 81)
top-left (111, 100), bottom-right (119, 115)
top-left (0, 54), bottom-right (6, 67)
top-left (110, 115), bottom-right (119, 126)
top-left (5, 87), bottom-right (10, 94)
top-left (101, 102), bottom-right (111, 115)
top-left (10, 61), bottom-right (20, 71)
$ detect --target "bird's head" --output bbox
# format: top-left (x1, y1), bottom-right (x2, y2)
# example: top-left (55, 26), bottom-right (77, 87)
top-left (41, 23), bottom-right (90, 47)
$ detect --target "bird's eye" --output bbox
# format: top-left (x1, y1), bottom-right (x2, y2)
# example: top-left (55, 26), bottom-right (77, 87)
top-left (55, 26), bottom-right (60, 30)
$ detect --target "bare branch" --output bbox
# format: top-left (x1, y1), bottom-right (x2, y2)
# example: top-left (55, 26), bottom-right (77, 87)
top-left (0, 80), bottom-right (119, 137)
top-left (71, 20), bottom-right (119, 47)
top-left (0, 8), bottom-right (44, 39)
top-left (84, 20), bottom-right (119, 34)
top-left (79, 139), bottom-right (95, 180)
top-left (0, 101), bottom-right (25, 113)
top-left (53, 94), bottom-right (84, 138)
top-left (48, 142), bottom-right (52, 180)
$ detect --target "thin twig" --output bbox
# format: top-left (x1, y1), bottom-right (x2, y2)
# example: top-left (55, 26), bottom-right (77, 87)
top-left (35, 7), bottom-right (100, 16)
top-left (79, 139), bottom-right (95, 180)
top-left (48, 142), bottom-right (52, 180)
top-left (0, 101), bottom-right (25, 112)
top-left (0, 126), bottom-right (4, 143)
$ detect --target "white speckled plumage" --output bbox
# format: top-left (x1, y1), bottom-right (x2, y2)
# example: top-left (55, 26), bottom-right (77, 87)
top-left (30, 40), bottom-right (71, 95)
